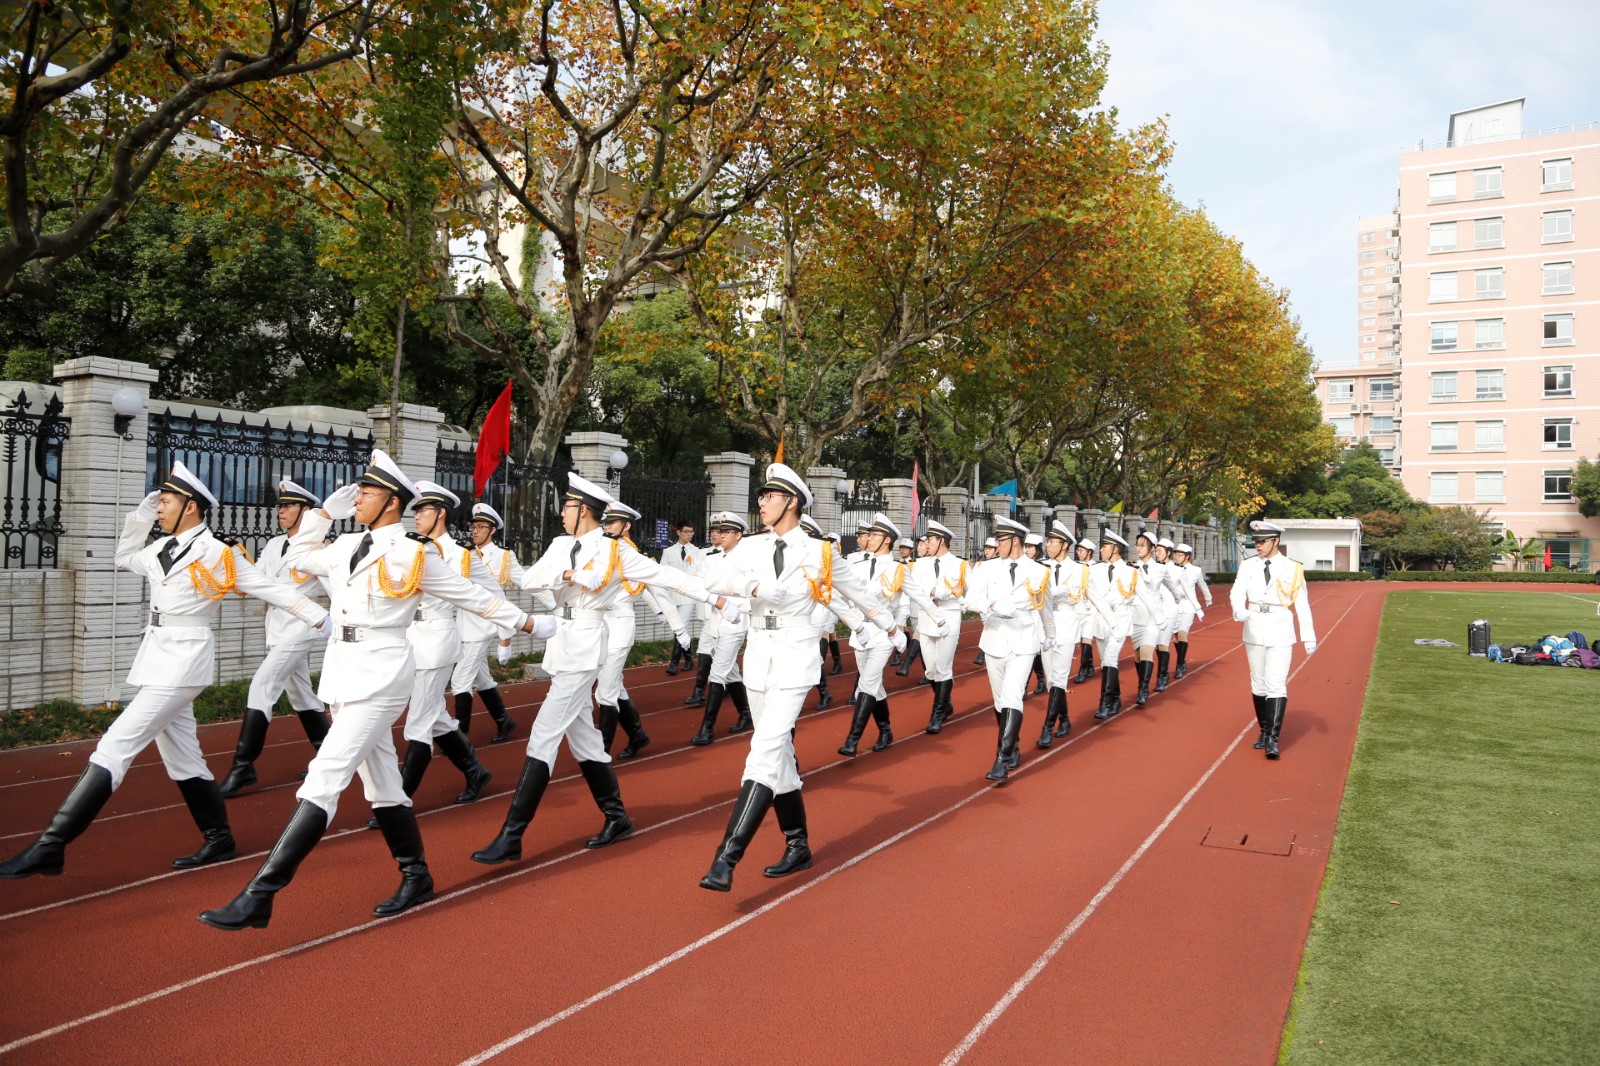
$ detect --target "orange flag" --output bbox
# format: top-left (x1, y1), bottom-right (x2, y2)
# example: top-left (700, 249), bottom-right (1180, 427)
top-left (774, 436), bottom-right (785, 464)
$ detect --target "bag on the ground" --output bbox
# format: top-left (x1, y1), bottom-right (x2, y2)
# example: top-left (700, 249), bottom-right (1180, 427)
top-left (1540, 636), bottom-right (1575, 662)
top-left (1566, 630), bottom-right (1589, 650)
top-left (1572, 648), bottom-right (1600, 669)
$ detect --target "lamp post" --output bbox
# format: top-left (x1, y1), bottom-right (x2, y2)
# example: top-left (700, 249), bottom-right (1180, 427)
top-left (607, 448), bottom-right (628, 484)
top-left (108, 386), bottom-right (146, 706)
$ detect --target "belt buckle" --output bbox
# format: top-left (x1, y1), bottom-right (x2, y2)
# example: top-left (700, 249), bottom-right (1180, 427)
top-left (150, 613), bottom-right (162, 627)
top-left (763, 614), bottom-right (778, 630)
top-left (340, 625), bottom-right (359, 642)
top-left (560, 606), bottom-right (574, 620)
top-left (1257, 603), bottom-right (1271, 614)
top-left (414, 608), bottom-right (424, 622)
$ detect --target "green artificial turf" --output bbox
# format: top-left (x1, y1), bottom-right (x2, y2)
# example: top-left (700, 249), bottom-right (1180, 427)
top-left (1282, 591), bottom-right (1600, 1065)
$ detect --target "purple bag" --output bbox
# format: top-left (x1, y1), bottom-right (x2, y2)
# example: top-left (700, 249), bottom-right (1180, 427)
top-left (1571, 648), bottom-right (1600, 669)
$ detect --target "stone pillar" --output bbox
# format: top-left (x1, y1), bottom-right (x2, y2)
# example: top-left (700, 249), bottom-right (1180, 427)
top-left (705, 451), bottom-right (755, 518)
top-left (936, 487), bottom-right (970, 556)
top-left (53, 357), bottom-right (160, 706)
top-left (1020, 499), bottom-right (1048, 534)
top-left (984, 493), bottom-right (1012, 524)
top-left (367, 403), bottom-right (444, 480)
top-left (879, 478), bottom-right (915, 539)
top-left (806, 466), bottom-right (847, 532)
top-left (563, 430), bottom-right (628, 485)
top-left (1079, 508), bottom-right (1105, 546)
top-left (1054, 504), bottom-right (1079, 540)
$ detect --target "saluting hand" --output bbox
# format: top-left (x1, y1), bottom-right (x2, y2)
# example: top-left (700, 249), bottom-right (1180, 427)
top-left (132, 490), bottom-right (162, 523)
top-left (323, 483), bottom-right (361, 520)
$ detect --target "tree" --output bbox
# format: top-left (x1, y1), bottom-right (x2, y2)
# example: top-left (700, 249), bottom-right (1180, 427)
top-left (1, 0), bottom-right (381, 296)
top-left (1572, 458), bottom-right (1600, 518)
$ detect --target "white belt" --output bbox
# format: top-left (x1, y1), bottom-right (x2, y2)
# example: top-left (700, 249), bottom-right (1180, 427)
top-left (1254, 603), bottom-right (1287, 613)
top-left (414, 606), bottom-right (456, 622)
top-left (754, 612), bottom-right (813, 631)
top-left (337, 624), bottom-right (409, 643)
top-left (148, 612), bottom-right (211, 628)
top-left (556, 606), bottom-right (611, 621)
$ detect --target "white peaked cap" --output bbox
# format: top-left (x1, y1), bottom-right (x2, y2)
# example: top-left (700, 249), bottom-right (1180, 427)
top-left (1175, 542), bottom-right (1194, 554)
top-left (471, 502), bottom-right (504, 527)
top-left (761, 463), bottom-right (813, 508)
top-left (923, 520), bottom-right (953, 540)
top-left (160, 460), bottom-right (219, 510)
top-left (359, 448), bottom-right (418, 501)
top-left (276, 478), bottom-right (320, 507)
top-left (994, 516), bottom-right (1030, 537)
top-left (412, 479), bottom-right (460, 511)
top-left (1047, 520), bottom-right (1075, 543)
top-left (565, 471), bottom-right (615, 509)
top-left (602, 500), bottom-right (642, 522)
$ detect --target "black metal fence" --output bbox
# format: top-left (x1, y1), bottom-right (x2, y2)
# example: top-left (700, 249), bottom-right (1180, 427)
top-left (147, 407), bottom-right (370, 556)
top-left (618, 468), bottom-right (713, 560)
top-left (966, 502), bottom-right (994, 560)
top-left (1, 390), bottom-right (70, 569)
top-left (436, 440), bottom-right (569, 564)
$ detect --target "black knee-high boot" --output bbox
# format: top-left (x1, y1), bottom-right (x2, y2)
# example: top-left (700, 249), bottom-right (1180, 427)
top-left (295, 708), bottom-right (329, 780)
top-left (829, 638), bottom-right (843, 674)
top-left (480, 686), bottom-right (517, 744)
top-left (1174, 640), bottom-right (1189, 679)
top-left (172, 777), bottom-right (238, 868)
top-left (1266, 697), bottom-right (1287, 760)
top-left (838, 693), bottom-right (874, 756)
top-left (371, 804), bottom-right (434, 917)
top-left (871, 696), bottom-right (893, 751)
top-left (1252, 694), bottom-right (1269, 748)
top-left (198, 800), bottom-right (327, 930)
top-left (578, 760), bottom-right (633, 847)
top-left (1155, 650), bottom-right (1170, 692)
top-left (986, 708), bottom-right (1023, 782)
top-left (816, 661), bottom-right (833, 708)
top-left (218, 710), bottom-right (270, 797)
top-left (684, 654), bottom-right (712, 705)
top-left (454, 690), bottom-right (474, 734)
top-left (1135, 659), bottom-right (1152, 707)
top-left (666, 640), bottom-right (685, 675)
top-left (699, 780), bottom-right (775, 892)
top-left (926, 680), bottom-right (946, 733)
top-left (597, 704), bottom-right (619, 752)
top-left (471, 757), bottom-right (552, 864)
top-left (895, 638), bottom-right (922, 677)
top-left (617, 697), bottom-right (651, 757)
top-left (0, 764), bottom-right (115, 879)
top-left (1095, 667), bottom-right (1115, 720)
top-left (1038, 687), bottom-right (1069, 748)
top-left (1074, 643), bottom-right (1095, 684)
top-left (435, 729), bottom-right (492, 803)
top-left (400, 740), bottom-right (432, 796)
top-left (1053, 687), bottom-right (1071, 737)
top-left (764, 790), bottom-right (813, 877)
top-left (1030, 654), bottom-right (1047, 695)
top-left (727, 681), bottom-right (752, 733)
top-left (694, 682), bottom-right (727, 744)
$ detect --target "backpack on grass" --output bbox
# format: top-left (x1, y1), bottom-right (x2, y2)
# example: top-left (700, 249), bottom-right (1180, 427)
top-left (1566, 631), bottom-right (1589, 650)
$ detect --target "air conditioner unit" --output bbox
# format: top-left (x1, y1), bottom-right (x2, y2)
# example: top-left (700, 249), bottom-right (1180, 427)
top-left (1388, 248), bottom-right (1400, 259)
top-left (1359, 403), bottom-right (1373, 412)
top-left (1349, 403), bottom-right (1361, 412)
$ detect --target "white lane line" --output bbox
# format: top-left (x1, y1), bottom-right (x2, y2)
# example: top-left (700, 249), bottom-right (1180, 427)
top-left (939, 588), bottom-right (1370, 1065)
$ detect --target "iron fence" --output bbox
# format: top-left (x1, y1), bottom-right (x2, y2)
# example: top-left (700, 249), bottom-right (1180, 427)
top-left (436, 440), bottom-right (568, 565)
top-left (617, 468), bottom-right (713, 560)
top-left (966, 502), bottom-right (994, 560)
top-left (1, 390), bottom-right (70, 569)
top-left (147, 407), bottom-right (370, 556)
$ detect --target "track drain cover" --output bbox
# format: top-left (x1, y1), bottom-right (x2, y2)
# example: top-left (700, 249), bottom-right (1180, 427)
top-left (1202, 825), bottom-right (1295, 856)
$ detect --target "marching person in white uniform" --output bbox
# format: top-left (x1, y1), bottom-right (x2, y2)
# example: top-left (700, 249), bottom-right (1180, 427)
top-left (911, 520), bottom-right (968, 735)
top-left (1071, 535), bottom-right (1100, 684)
top-left (594, 500), bottom-right (693, 759)
top-left (893, 537), bottom-right (925, 678)
top-left (1229, 520), bottom-right (1317, 759)
top-left (973, 536), bottom-right (997, 667)
top-left (697, 465), bottom-right (904, 892)
top-left (961, 516), bottom-right (1054, 783)
top-left (1170, 542), bottom-right (1212, 679)
top-left (217, 480), bottom-right (333, 797)
top-left (1089, 529), bottom-right (1150, 721)
top-left (453, 502), bottom-right (523, 744)
top-left (2, 463), bottom-right (332, 879)
top-left (835, 513), bottom-right (943, 757)
top-left (1038, 521), bottom-right (1108, 747)
top-left (662, 519), bottom-right (704, 681)
top-left (472, 474), bottom-right (732, 866)
top-left (1128, 530), bottom-right (1167, 708)
top-left (690, 511), bottom-right (754, 744)
top-left (198, 450), bottom-right (544, 930)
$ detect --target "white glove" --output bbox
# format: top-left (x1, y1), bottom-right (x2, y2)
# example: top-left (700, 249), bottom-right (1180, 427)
top-left (528, 615), bottom-right (557, 640)
top-left (316, 615), bottom-right (334, 640)
top-left (1304, 641), bottom-right (1317, 656)
top-left (133, 490), bottom-right (162, 522)
top-left (496, 642), bottom-right (512, 664)
top-left (1233, 612), bottom-right (1248, 623)
top-left (1195, 607), bottom-right (1205, 622)
top-left (933, 617), bottom-right (951, 636)
top-left (988, 599), bottom-right (1016, 619)
top-left (1041, 637), bottom-right (1055, 652)
top-left (674, 628), bottom-right (691, 650)
top-left (719, 600), bottom-right (745, 625)
top-left (757, 583), bottom-right (794, 606)
top-left (568, 568), bottom-right (603, 591)
top-left (324, 482), bottom-right (361, 520)
top-left (889, 628), bottom-right (908, 653)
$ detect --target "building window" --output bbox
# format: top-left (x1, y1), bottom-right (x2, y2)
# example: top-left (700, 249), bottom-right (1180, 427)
top-left (1362, 334), bottom-right (1376, 344)
top-left (1362, 283), bottom-right (1376, 294)
top-left (1544, 365), bottom-right (1574, 397)
top-left (1431, 372), bottom-right (1458, 400)
top-left (1431, 322), bottom-right (1459, 352)
top-left (1361, 249), bottom-right (1376, 261)
top-left (1474, 267), bottom-right (1504, 299)
top-left (1544, 418), bottom-right (1575, 450)
top-left (1371, 415), bottom-right (1396, 434)
top-left (1476, 471), bottom-right (1506, 503)
top-left (1429, 272), bottom-right (1458, 301)
top-left (1543, 261), bottom-right (1574, 295)
top-left (1379, 448), bottom-right (1397, 465)
top-left (1431, 422), bottom-right (1459, 451)
top-left (1474, 318), bottom-right (1504, 349)
top-left (1473, 167), bottom-right (1503, 198)
top-left (1385, 263), bottom-right (1399, 274)
top-left (1475, 370), bottom-right (1504, 401)
top-left (1327, 380), bottom-right (1354, 402)
top-left (1362, 299), bottom-right (1377, 310)
top-left (1544, 313), bottom-right (1574, 346)
top-left (1430, 472), bottom-right (1459, 503)
top-left (1474, 217), bottom-right (1504, 248)
top-left (1363, 231), bottom-right (1376, 243)
top-left (1545, 470), bottom-right (1574, 501)
top-left (1330, 416), bottom-right (1355, 436)
top-left (1543, 209), bottom-right (1574, 243)
top-left (1369, 379), bottom-right (1395, 401)
top-left (1428, 172), bottom-right (1456, 201)
top-left (1362, 267), bottom-right (1376, 277)
top-left (1475, 421), bottom-right (1505, 450)
top-left (1542, 157), bottom-right (1574, 191)
top-left (1363, 317), bottom-right (1376, 327)
top-left (1429, 221), bottom-right (1458, 252)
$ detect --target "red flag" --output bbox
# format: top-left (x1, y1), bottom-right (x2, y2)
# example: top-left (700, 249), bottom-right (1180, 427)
top-left (473, 380), bottom-right (514, 499)
top-left (911, 460), bottom-right (921, 530)
top-left (1147, 507), bottom-right (1160, 520)
top-left (1544, 544), bottom-right (1554, 571)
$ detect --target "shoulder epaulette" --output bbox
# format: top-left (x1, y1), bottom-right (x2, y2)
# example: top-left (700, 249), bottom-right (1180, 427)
top-left (406, 531), bottom-right (430, 543)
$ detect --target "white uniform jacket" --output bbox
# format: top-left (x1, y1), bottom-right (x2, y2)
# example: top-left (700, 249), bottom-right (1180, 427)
top-left (706, 527), bottom-right (895, 690)
top-left (1173, 563), bottom-right (1212, 609)
top-left (1089, 558), bottom-right (1149, 620)
top-left (408, 533), bottom-right (488, 669)
top-left (697, 547), bottom-right (749, 638)
top-left (908, 554), bottom-right (968, 628)
top-left (846, 554), bottom-right (942, 649)
top-left (1230, 555), bottom-right (1317, 648)
top-left (963, 555), bottom-right (1055, 658)
top-left (285, 513), bottom-right (529, 704)
top-left (255, 532), bottom-right (333, 648)
top-left (518, 529), bottom-right (713, 674)
top-left (457, 542), bottom-right (519, 643)
top-left (117, 514), bottom-right (329, 688)
top-left (1046, 558), bottom-right (1108, 625)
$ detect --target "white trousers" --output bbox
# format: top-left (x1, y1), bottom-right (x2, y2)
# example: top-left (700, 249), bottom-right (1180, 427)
top-left (1175, 608), bottom-right (1197, 637)
top-left (984, 653), bottom-right (1034, 714)
top-left (1044, 641), bottom-right (1077, 690)
top-left (246, 641), bottom-right (321, 713)
top-left (296, 694), bottom-right (410, 817)
top-left (525, 669), bottom-right (610, 770)
top-left (1245, 642), bottom-right (1294, 699)
top-left (741, 684), bottom-right (808, 794)
top-left (1098, 613), bottom-right (1131, 664)
top-left (451, 638), bottom-right (497, 694)
top-left (403, 665), bottom-right (458, 743)
top-left (707, 627), bottom-right (745, 685)
top-left (595, 642), bottom-right (632, 706)
top-left (1155, 604), bottom-right (1178, 647)
top-left (89, 685), bottom-right (210, 789)
top-left (853, 641), bottom-right (891, 700)
top-left (915, 609), bottom-right (961, 683)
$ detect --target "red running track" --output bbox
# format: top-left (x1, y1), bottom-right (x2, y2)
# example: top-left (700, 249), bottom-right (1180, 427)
top-left (0, 583), bottom-right (1401, 1063)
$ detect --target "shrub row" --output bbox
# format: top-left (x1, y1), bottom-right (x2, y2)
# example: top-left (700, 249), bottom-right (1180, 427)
top-left (1385, 571), bottom-right (1598, 584)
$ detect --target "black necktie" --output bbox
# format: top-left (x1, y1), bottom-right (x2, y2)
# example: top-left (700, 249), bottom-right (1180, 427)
top-left (157, 537), bottom-right (178, 575)
top-left (1106, 563), bottom-right (1114, 578)
top-left (570, 541), bottom-right (581, 569)
top-left (1054, 563), bottom-right (1061, 586)
top-left (933, 559), bottom-right (941, 577)
top-left (1263, 559), bottom-right (1272, 584)
top-left (1009, 562), bottom-right (1017, 583)
top-left (773, 538), bottom-right (786, 578)
top-left (350, 532), bottom-right (373, 570)
top-left (680, 545), bottom-right (687, 561)
top-left (869, 557), bottom-right (877, 579)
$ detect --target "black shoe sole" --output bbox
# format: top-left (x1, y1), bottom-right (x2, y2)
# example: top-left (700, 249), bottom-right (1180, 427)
top-left (197, 913), bottom-right (268, 931)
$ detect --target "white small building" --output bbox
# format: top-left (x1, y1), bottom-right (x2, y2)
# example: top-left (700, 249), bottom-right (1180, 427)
top-left (1273, 518), bottom-right (1364, 572)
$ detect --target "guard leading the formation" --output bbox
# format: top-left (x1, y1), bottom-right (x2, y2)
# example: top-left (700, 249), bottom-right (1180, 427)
top-left (2, 463), bottom-right (332, 879)
top-left (1229, 520), bottom-right (1317, 759)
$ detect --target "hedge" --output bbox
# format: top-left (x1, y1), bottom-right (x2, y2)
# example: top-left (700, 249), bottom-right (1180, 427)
top-left (1204, 571), bottom-right (1370, 584)
top-left (1385, 571), bottom-right (1599, 584)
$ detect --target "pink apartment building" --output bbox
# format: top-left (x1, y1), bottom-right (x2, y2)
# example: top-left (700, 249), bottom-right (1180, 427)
top-left (1314, 212), bottom-right (1401, 465)
top-left (1320, 100), bottom-right (1599, 569)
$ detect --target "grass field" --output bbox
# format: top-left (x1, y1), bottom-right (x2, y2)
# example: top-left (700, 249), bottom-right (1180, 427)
top-left (1283, 591), bottom-right (1600, 1065)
